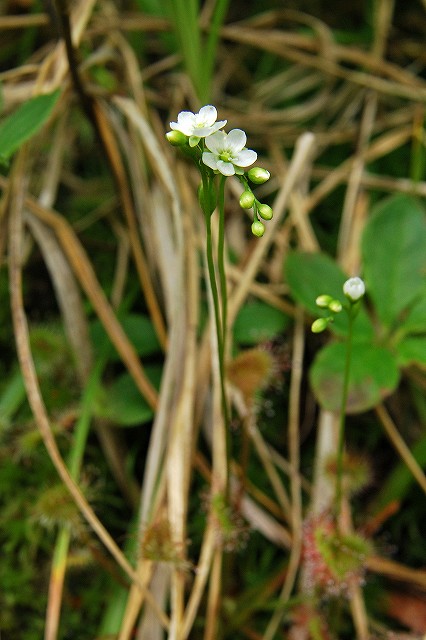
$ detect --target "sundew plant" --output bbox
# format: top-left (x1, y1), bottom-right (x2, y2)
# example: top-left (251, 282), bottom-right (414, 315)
top-left (0, 1), bottom-right (426, 639)
top-left (167, 105), bottom-right (273, 444)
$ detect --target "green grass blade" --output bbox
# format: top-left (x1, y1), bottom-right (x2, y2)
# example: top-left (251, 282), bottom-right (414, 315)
top-left (0, 89), bottom-right (60, 164)
top-left (202, 0), bottom-right (230, 101)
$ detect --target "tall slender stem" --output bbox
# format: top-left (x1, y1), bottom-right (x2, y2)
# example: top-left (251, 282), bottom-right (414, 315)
top-left (335, 305), bottom-right (355, 519)
top-left (217, 175), bottom-right (227, 358)
top-left (200, 169), bottom-right (229, 433)
top-left (201, 171), bottom-right (222, 350)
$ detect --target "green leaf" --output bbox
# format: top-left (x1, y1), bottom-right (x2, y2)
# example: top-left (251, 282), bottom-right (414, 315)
top-left (284, 251), bottom-right (374, 341)
top-left (233, 301), bottom-right (289, 345)
top-left (0, 371), bottom-right (26, 428)
top-left (96, 365), bottom-right (162, 426)
top-left (0, 90), bottom-right (61, 163)
top-left (398, 287), bottom-right (426, 335)
top-left (310, 342), bottom-right (400, 414)
top-left (361, 194), bottom-right (426, 329)
top-left (90, 314), bottom-right (161, 360)
top-left (396, 336), bottom-right (426, 369)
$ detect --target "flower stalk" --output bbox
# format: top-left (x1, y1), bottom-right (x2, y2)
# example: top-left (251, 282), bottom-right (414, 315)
top-left (335, 303), bottom-right (355, 519)
top-left (167, 105), bottom-right (273, 458)
top-left (311, 277), bottom-right (366, 521)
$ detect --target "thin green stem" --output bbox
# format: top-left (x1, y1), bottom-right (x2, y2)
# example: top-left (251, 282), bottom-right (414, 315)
top-left (204, 208), bottom-right (223, 355)
top-left (217, 174), bottom-right (227, 358)
top-left (335, 305), bottom-right (355, 520)
top-left (200, 168), bottom-right (229, 432)
top-left (201, 170), bottom-right (222, 345)
top-left (45, 357), bottom-right (106, 637)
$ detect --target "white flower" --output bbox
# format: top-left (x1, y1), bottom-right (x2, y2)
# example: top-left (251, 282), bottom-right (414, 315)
top-left (343, 277), bottom-right (365, 302)
top-left (202, 129), bottom-right (257, 176)
top-left (170, 105), bottom-right (226, 146)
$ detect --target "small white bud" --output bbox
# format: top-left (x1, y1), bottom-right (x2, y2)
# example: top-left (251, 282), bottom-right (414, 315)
top-left (343, 277), bottom-right (365, 302)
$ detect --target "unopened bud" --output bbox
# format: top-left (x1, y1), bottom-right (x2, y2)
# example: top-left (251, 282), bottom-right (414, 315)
top-left (166, 130), bottom-right (187, 146)
top-left (328, 300), bottom-right (342, 313)
top-left (257, 203), bottom-right (273, 220)
top-left (251, 220), bottom-right (265, 237)
top-left (343, 277), bottom-right (365, 302)
top-left (316, 295), bottom-right (333, 308)
top-left (311, 317), bottom-right (329, 333)
top-left (247, 167), bottom-right (270, 184)
top-left (239, 190), bottom-right (255, 209)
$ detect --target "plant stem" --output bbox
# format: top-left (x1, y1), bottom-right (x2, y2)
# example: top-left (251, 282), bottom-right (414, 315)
top-left (335, 305), bottom-right (355, 520)
top-left (45, 357), bottom-right (105, 639)
top-left (200, 169), bottom-right (229, 430)
top-left (201, 170), bottom-right (222, 347)
top-left (217, 174), bottom-right (227, 358)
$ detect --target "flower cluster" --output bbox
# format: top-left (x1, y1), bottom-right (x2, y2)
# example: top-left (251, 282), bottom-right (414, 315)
top-left (311, 277), bottom-right (366, 333)
top-left (167, 105), bottom-right (273, 236)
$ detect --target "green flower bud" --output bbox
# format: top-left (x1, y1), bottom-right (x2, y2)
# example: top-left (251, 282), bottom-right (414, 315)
top-left (239, 190), bottom-right (255, 209)
top-left (251, 220), bottom-right (265, 237)
top-left (166, 130), bottom-right (188, 146)
top-left (311, 317), bottom-right (329, 333)
top-left (316, 294), bottom-right (333, 308)
top-left (328, 299), bottom-right (342, 313)
top-left (257, 203), bottom-right (273, 220)
top-left (247, 167), bottom-right (271, 184)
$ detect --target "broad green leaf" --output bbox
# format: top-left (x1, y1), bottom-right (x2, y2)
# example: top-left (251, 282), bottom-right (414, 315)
top-left (233, 301), bottom-right (289, 345)
top-left (284, 251), bottom-right (374, 341)
top-left (91, 314), bottom-right (161, 360)
top-left (0, 90), bottom-right (61, 163)
top-left (96, 365), bottom-right (162, 426)
top-left (310, 342), bottom-right (399, 414)
top-left (361, 195), bottom-right (426, 329)
top-left (396, 336), bottom-right (426, 369)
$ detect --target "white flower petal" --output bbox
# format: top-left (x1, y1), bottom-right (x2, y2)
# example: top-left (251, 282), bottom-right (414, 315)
top-left (343, 277), bottom-right (365, 301)
top-left (234, 148), bottom-right (257, 167)
top-left (198, 105), bottom-right (217, 126)
top-left (205, 131), bottom-right (226, 154)
top-left (227, 129), bottom-right (247, 152)
top-left (210, 120), bottom-right (227, 134)
top-left (202, 152), bottom-right (219, 171)
top-left (170, 107), bottom-right (226, 139)
top-left (216, 160), bottom-right (235, 176)
top-left (170, 111), bottom-right (195, 135)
